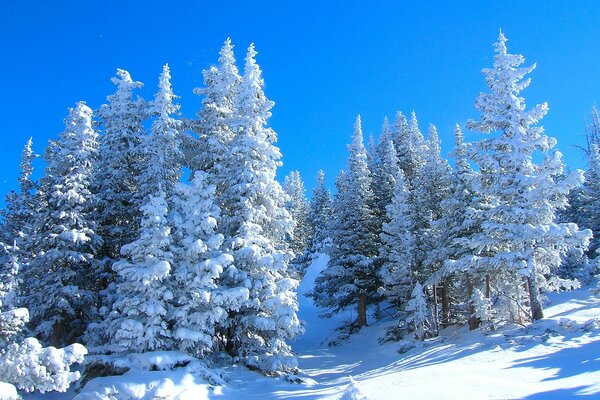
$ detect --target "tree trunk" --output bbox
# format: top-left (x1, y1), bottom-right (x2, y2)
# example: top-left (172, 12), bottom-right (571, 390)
top-left (357, 293), bottom-right (368, 328)
top-left (432, 284), bottom-right (439, 332)
top-left (485, 274), bottom-right (491, 299)
top-left (441, 280), bottom-right (450, 328)
top-left (467, 278), bottom-right (479, 330)
top-left (52, 321), bottom-right (64, 348)
top-left (527, 276), bottom-right (544, 321)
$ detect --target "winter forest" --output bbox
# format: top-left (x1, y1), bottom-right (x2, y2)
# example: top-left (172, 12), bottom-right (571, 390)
top-left (1, 31), bottom-right (600, 399)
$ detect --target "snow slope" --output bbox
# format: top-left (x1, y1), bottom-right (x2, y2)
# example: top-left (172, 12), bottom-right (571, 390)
top-left (24, 254), bottom-right (600, 399)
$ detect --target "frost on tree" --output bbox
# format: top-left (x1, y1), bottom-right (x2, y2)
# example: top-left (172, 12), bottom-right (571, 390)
top-left (379, 169), bottom-right (416, 313)
top-left (23, 102), bottom-right (101, 346)
top-left (314, 116), bottom-right (380, 329)
top-left (0, 138), bottom-right (38, 256)
top-left (0, 238), bottom-right (86, 395)
top-left (191, 37), bottom-right (241, 193)
top-left (406, 282), bottom-right (433, 340)
top-left (426, 125), bottom-right (483, 330)
top-left (283, 170), bottom-right (312, 256)
top-left (308, 170), bottom-right (333, 256)
top-left (463, 32), bottom-right (591, 322)
top-left (215, 43), bottom-right (302, 374)
top-left (108, 191), bottom-right (174, 352)
top-left (140, 64), bottom-right (184, 200)
top-left (93, 69), bottom-right (146, 262)
top-left (170, 171), bottom-right (242, 357)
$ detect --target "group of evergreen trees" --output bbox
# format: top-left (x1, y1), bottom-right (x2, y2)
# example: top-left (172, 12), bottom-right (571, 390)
top-left (0, 39), bottom-right (303, 394)
top-left (1, 31), bottom-right (600, 394)
top-left (311, 32), bottom-right (597, 340)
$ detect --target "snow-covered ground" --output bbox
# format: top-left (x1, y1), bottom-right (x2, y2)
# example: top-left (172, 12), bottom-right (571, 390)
top-left (25, 254), bottom-right (600, 399)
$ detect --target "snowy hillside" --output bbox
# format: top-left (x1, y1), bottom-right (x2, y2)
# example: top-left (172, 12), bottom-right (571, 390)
top-left (22, 253), bottom-right (600, 399)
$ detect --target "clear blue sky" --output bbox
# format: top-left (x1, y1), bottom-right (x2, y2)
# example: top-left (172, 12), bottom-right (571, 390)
top-left (1, 1), bottom-right (600, 203)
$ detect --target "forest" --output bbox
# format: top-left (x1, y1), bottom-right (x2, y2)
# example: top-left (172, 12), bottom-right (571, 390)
top-left (0, 32), bottom-right (599, 398)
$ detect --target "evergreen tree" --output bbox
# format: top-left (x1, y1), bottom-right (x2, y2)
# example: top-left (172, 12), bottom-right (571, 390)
top-left (379, 169), bottom-right (416, 311)
top-left (1, 138), bottom-right (38, 246)
top-left (140, 64), bottom-right (183, 200)
top-left (93, 69), bottom-right (146, 267)
top-left (0, 243), bottom-right (87, 395)
top-left (314, 116), bottom-right (380, 328)
top-left (217, 43), bottom-right (302, 373)
top-left (405, 282), bottom-right (433, 340)
top-left (170, 171), bottom-right (241, 357)
top-left (108, 191), bottom-right (174, 352)
top-left (191, 38), bottom-right (242, 194)
top-left (24, 102), bottom-right (101, 346)
top-left (283, 170), bottom-right (312, 255)
top-left (308, 170), bottom-right (333, 255)
top-left (463, 32), bottom-right (591, 321)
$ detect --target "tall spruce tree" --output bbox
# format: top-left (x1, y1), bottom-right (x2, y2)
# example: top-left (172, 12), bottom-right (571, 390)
top-left (283, 170), bottom-right (312, 255)
top-left (216, 43), bottom-right (302, 373)
top-left (93, 69), bottom-right (146, 272)
top-left (108, 191), bottom-right (174, 352)
top-left (463, 32), bottom-right (591, 321)
top-left (314, 116), bottom-right (380, 328)
top-left (308, 170), bottom-right (333, 255)
top-left (169, 171), bottom-right (241, 357)
top-left (24, 102), bottom-right (101, 346)
top-left (140, 64), bottom-right (183, 200)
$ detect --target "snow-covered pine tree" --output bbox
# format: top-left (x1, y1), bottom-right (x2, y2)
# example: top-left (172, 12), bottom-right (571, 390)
top-left (23, 102), bottom-right (101, 346)
top-left (308, 170), bottom-right (333, 255)
top-left (370, 119), bottom-right (400, 237)
top-left (0, 243), bottom-right (87, 396)
top-left (379, 169), bottom-right (416, 313)
top-left (283, 170), bottom-right (312, 255)
top-left (216, 43), bottom-right (302, 374)
top-left (108, 190), bottom-right (174, 352)
top-left (169, 171), bottom-right (242, 357)
top-left (405, 282), bottom-right (433, 340)
top-left (393, 111), bottom-right (428, 188)
top-left (425, 124), bottom-right (486, 329)
top-left (140, 64), bottom-right (183, 200)
top-left (93, 69), bottom-right (146, 262)
top-left (314, 116), bottom-right (380, 329)
top-left (464, 32), bottom-right (592, 321)
top-left (191, 38), bottom-right (242, 195)
top-left (0, 138), bottom-right (38, 249)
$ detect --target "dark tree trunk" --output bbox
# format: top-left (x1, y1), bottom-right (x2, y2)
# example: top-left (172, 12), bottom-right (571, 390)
top-left (527, 276), bottom-right (544, 321)
top-left (441, 280), bottom-right (450, 328)
top-left (52, 321), bottom-right (64, 348)
top-left (357, 293), bottom-right (368, 328)
top-left (432, 284), bottom-right (439, 332)
top-left (485, 274), bottom-right (491, 299)
top-left (467, 278), bottom-right (479, 330)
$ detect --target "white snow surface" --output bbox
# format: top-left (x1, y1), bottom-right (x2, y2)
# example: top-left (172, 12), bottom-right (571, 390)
top-left (23, 254), bottom-right (600, 399)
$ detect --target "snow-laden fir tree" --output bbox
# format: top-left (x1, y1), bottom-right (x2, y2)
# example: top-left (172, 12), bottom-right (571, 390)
top-left (216, 43), bottom-right (302, 373)
top-left (169, 171), bottom-right (243, 357)
top-left (23, 102), bottom-right (101, 346)
top-left (140, 64), bottom-right (183, 199)
top-left (0, 138), bottom-right (38, 248)
top-left (405, 282), bottom-right (433, 340)
top-left (0, 243), bottom-right (87, 396)
top-left (314, 116), bottom-right (380, 329)
top-left (370, 118), bottom-right (400, 237)
top-left (93, 69), bottom-right (146, 262)
top-left (191, 38), bottom-right (242, 193)
top-left (379, 169), bottom-right (417, 317)
top-left (464, 32), bottom-right (592, 321)
top-left (283, 170), bottom-right (312, 255)
top-left (308, 170), bottom-right (333, 255)
top-left (108, 190), bottom-right (174, 352)
top-left (426, 125), bottom-right (483, 329)
top-left (393, 111), bottom-right (428, 188)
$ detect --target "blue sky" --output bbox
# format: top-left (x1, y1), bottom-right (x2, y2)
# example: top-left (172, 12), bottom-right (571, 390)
top-left (1, 1), bottom-right (600, 203)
